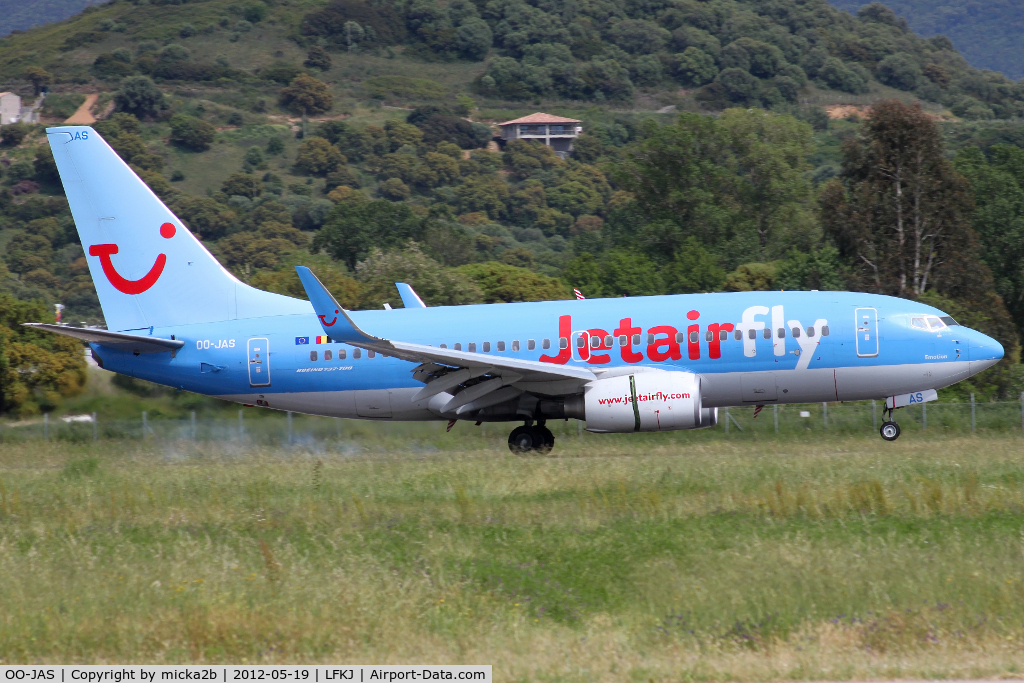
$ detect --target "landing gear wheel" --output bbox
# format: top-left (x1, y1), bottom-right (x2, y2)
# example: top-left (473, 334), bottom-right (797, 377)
top-left (508, 425), bottom-right (538, 453)
top-left (880, 421), bottom-right (901, 441)
top-left (535, 426), bottom-right (555, 453)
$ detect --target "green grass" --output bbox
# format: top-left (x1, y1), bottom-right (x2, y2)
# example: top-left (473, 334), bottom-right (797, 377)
top-left (2, 432), bottom-right (1024, 677)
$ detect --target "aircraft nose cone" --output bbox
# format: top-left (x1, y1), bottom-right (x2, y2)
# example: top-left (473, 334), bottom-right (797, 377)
top-left (968, 330), bottom-right (1003, 375)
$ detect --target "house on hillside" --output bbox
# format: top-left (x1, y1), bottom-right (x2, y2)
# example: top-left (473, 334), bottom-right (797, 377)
top-left (0, 92), bottom-right (21, 125)
top-left (497, 113), bottom-right (582, 159)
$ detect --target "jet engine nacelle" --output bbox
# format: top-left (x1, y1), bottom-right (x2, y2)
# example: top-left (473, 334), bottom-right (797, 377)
top-left (584, 370), bottom-right (711, 433)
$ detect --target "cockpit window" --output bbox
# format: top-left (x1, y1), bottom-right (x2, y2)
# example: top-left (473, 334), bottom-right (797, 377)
top-left (926, 316), bottom-right (947, 331)
top-left (940, 315), bottom-right (959, 326)
top-left (911, 317), bottom-right (928, 330)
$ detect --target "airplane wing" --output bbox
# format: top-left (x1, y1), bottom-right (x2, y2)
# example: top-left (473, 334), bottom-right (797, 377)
top-left (396, 282), bottom-right (426, 308)
top-left (295, 267), bottom-right (595, 414)
top-left (23, 323), bottom-right (185, 354)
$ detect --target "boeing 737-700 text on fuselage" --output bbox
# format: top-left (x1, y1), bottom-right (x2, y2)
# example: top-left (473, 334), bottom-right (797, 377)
top-left (28, 127), bottom-right (1004, 451)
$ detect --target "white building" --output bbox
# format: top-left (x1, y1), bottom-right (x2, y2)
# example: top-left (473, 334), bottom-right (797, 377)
top-left (0, 92), bottom-right (21, 125)
top-left (497, 112), bottom-right (582, 159)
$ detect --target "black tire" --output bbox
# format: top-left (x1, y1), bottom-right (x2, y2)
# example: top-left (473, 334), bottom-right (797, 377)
top-left (880, 421), bottom-right (901, 441)
top-left (508, 425), bottom-right (537, 453)
top-left (534, 426), bottom-right (555, 453)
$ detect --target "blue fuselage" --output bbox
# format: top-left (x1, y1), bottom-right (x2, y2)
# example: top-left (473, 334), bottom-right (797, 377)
top-left (91, 291), bottom-right (1002, 420)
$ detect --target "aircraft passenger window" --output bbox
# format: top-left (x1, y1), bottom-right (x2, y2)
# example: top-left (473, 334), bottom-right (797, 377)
top-left (455, 343), bottom-right (462, 351)
top-left (648, 333), bottom-right (655, 344)
top-left (763, 329), bottom-right (771, 339)
top-left (468, 343), bottom-right (476, 352)
top-left (528, 339), bottom-right (536, 350)
top-left (705, 330), bottom-right (713, 342)
top-left (675, 332), bottom-right (683, 343)
top-left (353, 349), bottom-right (361, 359)
top-left (749, 329), bottom-right (757, 340)
top-left (578, 336), bottom-right (587, 349)
top-left (791, 327), bottom-right (800, 338)
top-left (777, 328), bottom-right (785, 338)
top-left (542, 339), bottom-right (550, 349)
top-left (440, 343), bottom-right (447, 349)
top-left (911, 317), bottom-right (928, 330)
top-left (368, 350), bottom-right (376, 358)
top-left (631, 334), bottom-right (640, 345)
top-left (821, 326), bottom-right (830, 336)
top-left (559, 337), bottom-right (568, 349)
top-left (619, 335), bottom-right (628, 346)
top-left (338, 349), bottom-right (346, 359)
top-left (324, 350), bottom-right (333, 360)
top-left (689, 331), bottom-right (699, 343)
top-left (497, 341), bottom-right (505, 351)
top-left (807, 327), bottom-right (815, 337)
top-left (310, 350), bottom-right (318, 361)
top-left (734, 330), bottom-right (742, 340)
top-left (512, 340), bottom-right (520, 351)
top-left (483, 342), bottom-right (491, 352)
top-left (604, 335), bottom-right (613, 347)
top-left (720, 330), bottom-right (728, 341)
top-left (591, 336), bottom-right (601, 349)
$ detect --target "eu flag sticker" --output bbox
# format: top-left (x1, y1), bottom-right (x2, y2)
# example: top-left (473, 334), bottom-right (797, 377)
top-left (295, 337), bottom-right (309, 345)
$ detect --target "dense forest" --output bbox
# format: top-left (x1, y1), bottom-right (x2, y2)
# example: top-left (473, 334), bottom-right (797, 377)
top-left (0, 0), bottom-right (1023, 416)
top-left (825, 0), bottom-right (1024, 81)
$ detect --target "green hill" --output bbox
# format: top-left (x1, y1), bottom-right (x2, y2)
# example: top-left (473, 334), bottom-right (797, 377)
top-left (826, 0), bottom-right (1024, 81)
top-left (1, 0), bottom-right (1024, 417)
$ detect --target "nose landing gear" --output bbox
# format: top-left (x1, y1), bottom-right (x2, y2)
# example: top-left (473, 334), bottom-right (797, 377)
top-left (508, 420), bottom-right (555, 453)
top-left (879, 405), bottom-right (901, 441)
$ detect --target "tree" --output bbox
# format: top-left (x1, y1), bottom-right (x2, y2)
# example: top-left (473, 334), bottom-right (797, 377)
top-left (456, 18), bottom-right (492, 61)
top-left (114, 76), bottom-right (165, 118)
top-left (674, 47), bottom-right (717, 86)
top-left (294, 137), bottom-right (346, 176)
top-left (313, 199), bottom-right (423, 268)
top-left (280, 74), bottom-right (333, 115)
top-left (456, 262), bottom-right (570, 302)
top-left (355, 244), bottom-right (483, 308)
top-left (379, 178), bottom-right (411, 200)
top-left (304, 46), bottom-right (333, 70)
top-left (168, 114), bottom-right (216, 151)
top-left (0, 294), bottom-right (86, 417)
top-left (663, 238), bottom-right (725, 293)
top-left (221, 173), bottom-right (262, 199)
top-left (0, 122), bottom-right (31, 147)
top-left (33, 145), bottom-right (59, 184)
top-left (876, 53), bottom-right (921, 91)
top-left (23, 66), bottom-right (52, 96)
top-left (822, 100), bottom-right (984, 298)
top-left (173, 196), bottom-right (237, 240)
top-left (954, 145), bottom-right (1024, 341)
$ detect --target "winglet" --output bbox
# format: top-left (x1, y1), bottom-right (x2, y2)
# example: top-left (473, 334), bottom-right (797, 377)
top-left (295, 266), bottom-right (382, 344)
top-left (396, 282), bottom-right (426, 308)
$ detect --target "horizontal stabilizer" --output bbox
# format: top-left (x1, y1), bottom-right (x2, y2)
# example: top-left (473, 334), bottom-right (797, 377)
top-left (295, 266), bottom-right (382, 344)
top-left (23, 323), bottom-right (184, 354)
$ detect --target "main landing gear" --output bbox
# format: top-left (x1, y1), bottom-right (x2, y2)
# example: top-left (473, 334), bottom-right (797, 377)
top-left (508, 420), bottom-right (555, 454)
top-left (880, 405), bottom-right (901, 441)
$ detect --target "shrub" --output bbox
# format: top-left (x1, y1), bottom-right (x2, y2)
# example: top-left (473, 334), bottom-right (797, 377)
top-left (114, 76), bottom-right (165, 118)
top-left (169, 114), bottom-right (216, 151)
top-left (294, 137), bottom-right (346, 175)
top-left (280, 74), bottom-right (333, 114)
top-left (304, 46), bottom-right (332, 70)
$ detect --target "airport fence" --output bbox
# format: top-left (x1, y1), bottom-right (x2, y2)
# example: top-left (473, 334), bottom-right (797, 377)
top-left (3, 393), bottom-right (1024, 445)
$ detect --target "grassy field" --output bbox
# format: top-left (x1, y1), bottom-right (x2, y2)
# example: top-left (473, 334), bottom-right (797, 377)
top-left (2, 431), bottom-right (1024, 678)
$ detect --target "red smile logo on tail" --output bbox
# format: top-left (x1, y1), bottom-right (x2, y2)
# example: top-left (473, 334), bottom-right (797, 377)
top-left (89, 222), bottom-right (176, 295)
top-left (319, 310), bottom-right (339, 326)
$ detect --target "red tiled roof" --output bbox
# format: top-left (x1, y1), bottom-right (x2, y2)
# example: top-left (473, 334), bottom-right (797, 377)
top-left (498, 112), bottom-right (582, 126)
